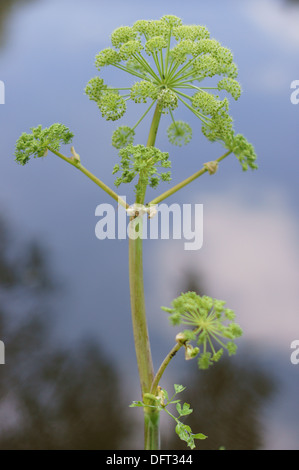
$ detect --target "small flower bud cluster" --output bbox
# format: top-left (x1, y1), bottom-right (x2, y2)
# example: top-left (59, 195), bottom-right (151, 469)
top-left (133, 18), bottom-right (170, 38)
top-left (111, 26), bottom-right (137, 48)
top-left (193, 92), bottom-right (234, 142)
top-left (194, 38), bottom-right (221, 55)
top-left (85, 78), bottom-right (127, 121)
top-left (97, 91), bottom-right (127, 121)
top-left (170, 40), bottom-right (195, 64)
top-left (193, 55), bottom-right (221, 78)
top-left (167, 121), bottom-right (192, 146)
top-left (112, 144), bottom-right (171, 194)
top-left (218, 77), bottom-right (241, 100)
top-left (162, 291), bottom-right (242, 370)
top-left (95, 48), bottom-right (121, 69)
top-left (157, 88), bottom-right (178, 114)
top-left (145, 36), bottom-right (167, 55)
top-left (192, 91), bottom-right (224, 115)
top-left (85, 77), bottom-right (107, 102)
top-left (130, 80), bottom-right (158, 103)
top-left (119, 40), bottom-right (144, 60)
top-left (172, 24), bottom-right (210, 42)
top-left (14, 124), bottom-right (73, 165)
top-left (111, 126), bottom-right (135, 149)
top-left (224, 132), bottom-right (258, 170)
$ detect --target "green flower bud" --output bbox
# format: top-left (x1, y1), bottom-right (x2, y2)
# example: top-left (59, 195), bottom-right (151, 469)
top-left (85, 77), bottom-right (107, 102)
top-left (170, 40), bottom-right (195, 64)
top-left (95, 48), bottom-right (120, 69)
top-left (192, 91), bottom-right (221, 115)
top-left (162, 291), bottom-right (242, 370)
top-left (130, 80), bottom-right (158, 103)
top-left (14, 124), bottom-right (73, 166)
top-left (158, 88), bottom-right (178, 113)
top-left (227, 342), bottom-right (238, 356)
top-left (167, 121), bottom-right (192, 146)
top-left (111, 26), bottom-right (137, 48)
top-left (145, 36), bottom-right (167, 55)
top-left (184, 344), bottom-right (200, 360)
top-left (112, 126), bottom-right (135, 149)
top-left (161, 15), bottom-right (182, 28)
top-left (218, 77), bottom-right (242, 100)
top-left (98, 91), bottom-right (126, 121)
top-left (173, 25), bottom-right (210, 41)
top-left (119, 40), bottom-right (143, 60)
top-left (198, 352), bottom-right (213, 370)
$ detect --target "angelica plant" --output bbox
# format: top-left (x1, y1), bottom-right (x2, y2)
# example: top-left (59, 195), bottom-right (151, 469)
top-left (130, 384), bottom-right (207, 450)
top-left (14, 15), bottom-right (257, 450)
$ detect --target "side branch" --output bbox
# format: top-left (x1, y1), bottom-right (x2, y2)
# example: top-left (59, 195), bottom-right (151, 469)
top-left (47, 146), bottom-right (129, 210)
top-left (150, 342), bottom-right (183, 396)
top-left (148, 150), bottom-right (232, 206)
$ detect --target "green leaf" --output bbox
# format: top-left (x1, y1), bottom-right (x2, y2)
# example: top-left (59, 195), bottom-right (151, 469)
top-left (193, 433), bottom-right (208, 440)
top-left (176, 402), bottom-right (193, 416)
top-left (182, 403), bottom-right (193, 415)
top-left (129, 400), bottom-right (145, 408)
top-left (175, 423), bottom-right (195, 449)
top-left (174, 384), bottom-right (186, 394)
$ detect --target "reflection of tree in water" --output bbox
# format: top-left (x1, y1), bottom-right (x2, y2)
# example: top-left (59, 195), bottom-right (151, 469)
top-left (162, 272), bottom-right (276, 450)
top-left (163, 357), bottom-right (275, 450)
top-left (0, 0), bottom-right (37, 48)
top-left (0, 216), bottom-right (131, 449)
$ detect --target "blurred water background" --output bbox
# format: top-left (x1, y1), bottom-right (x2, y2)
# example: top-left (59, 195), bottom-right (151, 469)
top-left (0, 0), bottom-right (298, 449)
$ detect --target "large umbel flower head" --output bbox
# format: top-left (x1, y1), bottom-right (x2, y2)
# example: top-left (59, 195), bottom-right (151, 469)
top-left (85, 15), bottom-right (257, 172)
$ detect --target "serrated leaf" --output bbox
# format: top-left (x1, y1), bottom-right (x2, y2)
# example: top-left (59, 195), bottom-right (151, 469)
top-left (181, 403), bottom-right (193, 416)
top-left (175, 423), bottom-right (196, 449)
top-left (176, 403), bottom-right (182, 415)
top-left (174, 384), bottom-right (186, 394)
top-left (176, 402), bottom-right (193, 416)
top-left (182, 424), bottom-right (192, 433)
top-left (175, 422), bottom-right (186, 439)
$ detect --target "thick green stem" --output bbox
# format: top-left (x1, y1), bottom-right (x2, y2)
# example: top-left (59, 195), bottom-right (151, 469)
top-left (128, 103), bottom-right (162, 450)
top-left (128, 223), bottom-right (154, 394)
top-left (144, 407), bottom-right (160, 450)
